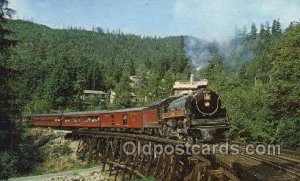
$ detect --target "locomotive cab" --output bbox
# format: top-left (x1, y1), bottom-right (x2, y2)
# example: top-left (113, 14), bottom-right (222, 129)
top-left (163, 75), bottom-right (229, 142)
top-left (170, 74), bottom-right (208, 97)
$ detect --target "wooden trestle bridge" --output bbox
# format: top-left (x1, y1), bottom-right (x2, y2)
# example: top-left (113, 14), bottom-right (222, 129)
top-left (73, 130), bottom-right (300, 181)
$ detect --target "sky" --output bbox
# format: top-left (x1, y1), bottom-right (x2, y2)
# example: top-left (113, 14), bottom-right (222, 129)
top-left (9, 0), bottom-right (300, 41)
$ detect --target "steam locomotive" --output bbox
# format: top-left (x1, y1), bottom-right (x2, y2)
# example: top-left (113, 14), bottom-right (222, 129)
top-left (149, 82), bottom-right (228, 142)
top-left (23, 77), bottom-right (229, 142)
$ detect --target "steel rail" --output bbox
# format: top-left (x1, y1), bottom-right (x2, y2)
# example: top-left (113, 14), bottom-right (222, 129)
top-left (235, 144), bottom-right (300, 178)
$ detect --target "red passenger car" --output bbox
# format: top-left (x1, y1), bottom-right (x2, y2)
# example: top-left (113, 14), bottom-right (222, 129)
top-left (31, 113), bottom-right (61, 127)
top-left (142, 108), bottom-right (160, 128)
top-left (61, 111), bottom-right (102, 128)
top-left (101, 108), bottom-right (147, 129)
top-left (27, 107), bottom-right (160, 130)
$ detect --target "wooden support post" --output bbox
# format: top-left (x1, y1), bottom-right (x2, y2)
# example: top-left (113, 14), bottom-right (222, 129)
top-left (146, 153), bottom-right (154, 176)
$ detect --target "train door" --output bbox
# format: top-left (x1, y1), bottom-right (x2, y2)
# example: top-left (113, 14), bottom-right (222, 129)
top-left (122, 114), bottom-right (128, 127)
top-left (111, 115), bottom-right (115, 127)
top-left (100, 114), bottom-right (112, 128)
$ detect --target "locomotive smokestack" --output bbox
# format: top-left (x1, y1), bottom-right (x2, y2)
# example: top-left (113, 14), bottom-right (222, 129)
top-left (190, 74), bottom-right (194, 84)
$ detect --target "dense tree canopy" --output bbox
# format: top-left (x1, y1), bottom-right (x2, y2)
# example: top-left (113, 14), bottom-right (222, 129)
top-left (4, 20), bottom-right (190, 112)
top-left (200, 20), bottom-right (300, 150)
top-left (1, 1), bottom-right (41, 179)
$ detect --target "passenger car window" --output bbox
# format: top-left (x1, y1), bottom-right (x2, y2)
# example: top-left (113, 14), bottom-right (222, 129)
top-left (122, 114), bottom-right (128, 125)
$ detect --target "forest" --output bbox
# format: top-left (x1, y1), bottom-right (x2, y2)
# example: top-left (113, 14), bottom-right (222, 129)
top-left (5, 20), bottom-right (189, 112)
top-left (1, 1), bottom-right (299, 178)
top-left (197, 20), bottom-right (299, 150)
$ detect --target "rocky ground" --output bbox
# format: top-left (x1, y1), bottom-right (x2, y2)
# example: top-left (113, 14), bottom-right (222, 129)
top-left (9, 128), bottom-right (114, 181)
top-left (9, 166), bottom-right (113, 181)
top-left (44, 170), bottom-right (112, 181)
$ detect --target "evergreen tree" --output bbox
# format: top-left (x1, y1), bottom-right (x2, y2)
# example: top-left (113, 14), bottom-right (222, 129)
top-left (0, 0), bottom-right (16, 152)
top-left (265, 21), bottom-right (271, 37)
top-left (202, 52), bottom-right (227, 82)
top-left (146, 73), bottom-right (160, 103)
top-left (0, 1), bottom-right (40, 178)
top-left (112, 71), bottom-right (132, 109)
top-left (3, 19), bottom-right (189, 112)
top-left (234, 26), bottom-right (247, 40)
top-left (268, 23), bottom-right (299, 149)
top-left (0, 0), bottom-right (16, 56)
top-left (160, 70), bottom-right (175, 98)
top-left (135, 63), bottom-right (149, 105)
top-left (271, 19), bottom-right (282, 36)
top-left (241, 26), bottom-right (247, 38)
top-left (259, 24), bottom-right (267, 39)
top-left (249, 23), bottom-right (257, 39)
top-left (171, 35), bottom-right (190, 77)
top-left (126, 55), bottom-right (135, 75)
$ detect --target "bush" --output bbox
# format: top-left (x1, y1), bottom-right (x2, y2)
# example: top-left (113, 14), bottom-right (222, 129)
top-left (51, 144), bottom-right (73, 157)
top-left (0, 122), bottom-right (43, 179)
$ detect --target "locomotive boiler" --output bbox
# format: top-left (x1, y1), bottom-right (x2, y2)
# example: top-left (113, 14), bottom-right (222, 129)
top-left (160, 78), bottom-right (229, 142)
top-left (168, 88), bottom-right (221, 118)
top-left (166, 88), bottom-right (228, 141)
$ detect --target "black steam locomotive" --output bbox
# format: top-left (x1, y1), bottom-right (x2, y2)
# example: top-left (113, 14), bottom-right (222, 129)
top-left (153, 80), bottom-right (229, 142)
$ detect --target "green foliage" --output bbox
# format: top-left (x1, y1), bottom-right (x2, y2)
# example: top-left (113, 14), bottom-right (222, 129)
top-left (0, 122), bottom-right (43, 179)
top-left (45, 144), bottom-right (73, 158)
top-left (199, 20), bottom-right (300, 150)
top-left (4, 20), bottom-right (189, 112)
top-left (112, 71), bottom-right (133, 109)
top-left (0, 0), bottom-right (16, 150)
top-left (271, 19), bottom-right (282, 37)
top-left (267, 23), bottom-right (300, 149)
top-left (0, 1), bottom-right (30, 179)
top-left (160, 70), bottom-right (176, 98)
top-left (222, 83), bottom-right (273, 143)
top-left (30, 96), bottom-right (50, 114)
top-left (0, 0), bottom-right (16, 55)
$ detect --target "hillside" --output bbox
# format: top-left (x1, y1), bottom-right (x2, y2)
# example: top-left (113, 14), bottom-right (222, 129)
top-left (5, 20), bottom-right (190, 112)
top-left (198, 20), bottom-right (300, 150)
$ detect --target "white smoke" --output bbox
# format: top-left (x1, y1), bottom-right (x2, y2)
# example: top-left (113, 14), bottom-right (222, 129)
top-left (184, 36), bottom-right (256, 70)
top-left (184, 36), bottom-right (211, 70)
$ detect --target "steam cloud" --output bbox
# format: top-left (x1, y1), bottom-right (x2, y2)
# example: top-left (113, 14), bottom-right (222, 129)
top-left (184, 36), bottom-right (255, 70)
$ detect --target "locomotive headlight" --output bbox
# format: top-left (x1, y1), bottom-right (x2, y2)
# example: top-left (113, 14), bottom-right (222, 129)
top-left (204, 101), bottom-right (210, 107)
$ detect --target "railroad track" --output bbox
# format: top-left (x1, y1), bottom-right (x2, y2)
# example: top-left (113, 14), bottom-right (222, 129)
top-left (237, 145), bottom-right (300, 180)
top-left (70, 130), bottom-right (300, 181)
